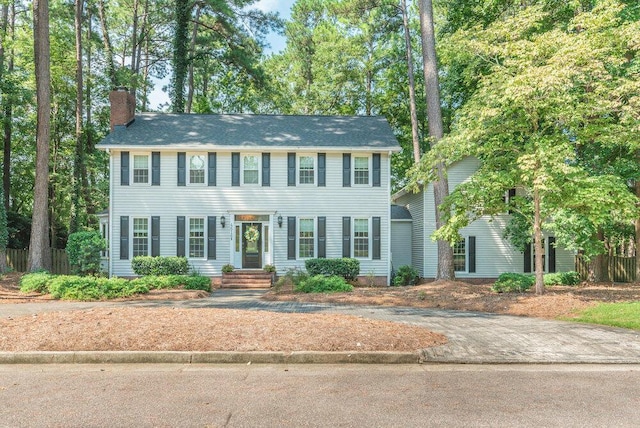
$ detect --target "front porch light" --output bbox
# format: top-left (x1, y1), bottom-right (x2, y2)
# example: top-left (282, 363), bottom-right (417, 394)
top-left (220, 216), bottom-right (226, 228)
top-left (277, 215), bottom-right (283, 228)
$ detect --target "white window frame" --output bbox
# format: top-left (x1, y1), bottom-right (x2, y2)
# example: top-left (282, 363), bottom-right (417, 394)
top-left (188, 217), bottom-right (206, 259)
top-left (353, 155), bottom-right (371, 186)
top-left (132, 217), bottom-right (150, 257)
top-left (453, 239), bottom-right (467, 272)
top-left (352, 217), bottom-right (370, 259)
top-left (188, 154), bottom-right (206, 185)
top-left (298, 155), bottom-right (316, 185)
top-left (298, 217), bottom-right (316, 259)
top-left (132, 153), bottom-right (150, 185)
top-left (241, 153), bottom-right (260, 186)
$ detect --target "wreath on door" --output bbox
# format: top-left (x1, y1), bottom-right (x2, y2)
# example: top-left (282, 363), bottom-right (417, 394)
top-left (244, 225), bottom-right (260, 243)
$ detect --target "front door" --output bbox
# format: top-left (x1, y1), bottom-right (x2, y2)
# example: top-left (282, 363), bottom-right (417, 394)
top-left (242, 223), bottom-right (262, 268)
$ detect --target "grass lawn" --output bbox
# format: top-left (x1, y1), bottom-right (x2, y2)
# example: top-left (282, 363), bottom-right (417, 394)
top-left (566, 302), bottom-right (640, 330)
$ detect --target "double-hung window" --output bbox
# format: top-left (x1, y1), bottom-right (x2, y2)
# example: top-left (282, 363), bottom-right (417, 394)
top-left (133, 155), bottom-right (149, 184)
top-left (189, 155), bottom-right (205, 184)
top-left (453, 240), bottom-right (466, 272)
top-left (353, 156), bottom-right (369, 185)
top-left (353, 218), bottom-right (369, 258)
top-left (299, 218), bottom-right (315, 258)
top-left (189, 218), bottom-right (205, 258)
top-left (132, 218), bottom-right (149, 256)
top-left (299, 156), bottom-right (315, 185)
top-left (243, 155), bottom-right (259, 185)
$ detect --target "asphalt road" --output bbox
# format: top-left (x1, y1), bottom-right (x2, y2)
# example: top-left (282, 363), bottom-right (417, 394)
top-left (1, 364), bottom-right (639, 427)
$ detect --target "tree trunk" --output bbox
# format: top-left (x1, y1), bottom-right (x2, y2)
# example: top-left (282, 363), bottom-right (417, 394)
top-left (401, 0), bottom-right (421, 164)
top-left (172, 0), bottom-right (190, 113)
top-left (635, 179), bottom-right (640, 281)
top-left (587, 228), bottom-right (606, 282)
top-left (70, 0), bottom-right (84, 234)
top-left (1, 2), bottom-right (13, 213)
top-left (97, 0), bottom-right (117, 88)
top-left (186, 2), bottom-right (201, 114)
top-left (28, 0), bottom-right (52, 272)
top-left (532, 187), bottom-right (545, 294)
top-left (419, 0), bottom-right (454, 280)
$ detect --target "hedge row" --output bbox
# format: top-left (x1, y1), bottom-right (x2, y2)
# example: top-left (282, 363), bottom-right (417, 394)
top-left (131, 256), bottom-right (190, 276)
top-left (492, 271), bottom-right (581, 293)
top-left (304, 258), bottom-right (360, 281)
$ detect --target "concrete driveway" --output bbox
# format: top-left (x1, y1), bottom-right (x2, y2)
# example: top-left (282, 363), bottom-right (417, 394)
top-left (2, 289), bottom-right (640, 364)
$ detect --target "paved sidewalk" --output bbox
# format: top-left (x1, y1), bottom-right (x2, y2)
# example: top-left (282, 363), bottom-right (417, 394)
top-left (2, 289), bottom-right (640, 364)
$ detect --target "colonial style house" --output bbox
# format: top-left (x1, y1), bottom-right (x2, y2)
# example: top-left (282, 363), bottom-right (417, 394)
top-left (98, 89), bottom-right (401, 284)
top-left (391, 156), bottom-right (575, 279)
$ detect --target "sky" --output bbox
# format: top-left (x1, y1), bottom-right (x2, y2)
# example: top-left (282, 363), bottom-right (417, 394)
top-left (148, 0), bottom-right (295, 109)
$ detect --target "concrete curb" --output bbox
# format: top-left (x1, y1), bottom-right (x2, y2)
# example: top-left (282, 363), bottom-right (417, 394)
top-left (0, 351), bottom-right (421, 365)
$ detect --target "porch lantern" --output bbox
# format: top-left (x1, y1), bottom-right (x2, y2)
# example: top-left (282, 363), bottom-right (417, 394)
top-left (220, 216), bottom-right (226, 228)
top-left (278, 215), bottom-right (283, 228)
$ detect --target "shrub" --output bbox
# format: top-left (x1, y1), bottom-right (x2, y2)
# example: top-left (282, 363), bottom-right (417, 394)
top-left (304, 258), bottom-right (360, 281)
top-left (274, 268), bottom-right (309, 291)
top-left (47, 276), bottom-right (149, 301)
top-left (182, 275), bottom-right (212, 291)
top-left (131, 256), bottom-right (189, 276)
top-left (295, 275), bottom-right (353, 293)
top-left (66, 231), bottom-right (106, 275)
top-left (20, 272), bottom-right (55, 294)
top-left (544, 271), bottom-right (581, 286)
top-left (492, 273), bottom-right (535, 293)
top-left (221, 264), bottom-right (235, 273)
top-left (263, 264), bottom-right (276, 273)
top-left (130, 274), bottom-right (211, 291)
top-left (392, 265), bottom-right (419, 286)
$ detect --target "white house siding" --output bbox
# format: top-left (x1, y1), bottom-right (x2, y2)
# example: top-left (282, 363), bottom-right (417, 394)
top-left (393, 191), bottom-right (425, 277)
top-left (109, 150), bottom-right (392, 280)
top-left (394, 156), bottom-right (575, 279)
top-left (390, 220), bottom-right (412, 270)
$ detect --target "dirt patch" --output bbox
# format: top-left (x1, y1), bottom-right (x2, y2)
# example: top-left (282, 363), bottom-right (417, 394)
top-left (265, 280), bottom-right (640, 320)
top-left (0, 307), bottom-right (446, 352)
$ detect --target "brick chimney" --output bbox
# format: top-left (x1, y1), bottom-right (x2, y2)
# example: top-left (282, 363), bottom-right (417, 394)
top-left (109, 87), bottom-right (136, 132)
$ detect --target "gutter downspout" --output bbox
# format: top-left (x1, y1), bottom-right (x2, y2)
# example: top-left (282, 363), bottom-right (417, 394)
top-left (108, 148), bottom-right (113, 278)
top-left (387, 151), bottom-right (393, 286)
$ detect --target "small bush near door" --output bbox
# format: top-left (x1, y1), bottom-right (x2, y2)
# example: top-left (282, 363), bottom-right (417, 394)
top-left (295, 275), bottom-right (353, 293)
top-left (392, 265), bottom-right (419, 286)
top-left (304, 258), bottom-right (360, 281)
top-left (131, 256), bottom-right (189, 276)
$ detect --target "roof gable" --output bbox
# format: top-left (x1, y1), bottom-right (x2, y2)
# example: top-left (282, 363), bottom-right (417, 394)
top-left (98, 113), bottom-right (401, 151)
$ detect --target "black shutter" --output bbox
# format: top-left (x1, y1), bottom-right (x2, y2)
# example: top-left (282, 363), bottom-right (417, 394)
top-left (119, 216), bottom-right (129, 260)
top-left (232, 152), bottom-right (240, 186)
top-left (121, 152), bottom-right (130, 186)
top-left (343, 154), bottom-right (351, 187)
top-left (151, 216), bottom-right (160, 256)
top-left (548, 236), bottom-right (556, 273)
top-left (287, 153), bottom-right (296, 186)
top-left (372, 216), bottom-right (381, 260)
top-left (318, 216), bottom-right (326, 258)
top-left (262, 153), bottom-right (270, 187)
top-left (207, 216), bottom-right (217, 260)
top-left (318, 153), bottom-right (326, 187)
top-left (151, 152), bottom-right (160, 185)
top-left (177, 216), bottom-right (185, 257)
top-left (468, 236), bottom-right (476, 273)
top-left (208, 153), bottom-right (217, 186)
top-left (177, 152), bottom-right (186, 186)
top-left (372, 153), bottom-right (381, 187)
top-left (287, 216), bottom-right (296, 260)
top-left (342, 217), bottom-right (351, 257)
top-left (524, 242), bottom-right (532, 273)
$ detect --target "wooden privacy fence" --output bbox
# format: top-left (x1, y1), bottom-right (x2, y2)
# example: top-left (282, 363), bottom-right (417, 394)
top-left (6, 248), bottom-right (70, 275)
top-left (575, 255), bottom-right (635, 283)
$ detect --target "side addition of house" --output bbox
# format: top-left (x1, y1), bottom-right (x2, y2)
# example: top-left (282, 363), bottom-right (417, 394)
top-left (98, 89), bottom-right (401, 284)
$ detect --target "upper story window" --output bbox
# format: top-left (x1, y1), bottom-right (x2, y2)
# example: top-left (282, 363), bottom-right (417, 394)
top-left (353, 218), bottom-right (369, 258)
top-left (354, 156), bottom-right (369, 185)
top-left (299, 156), bottom-right (315, 185)
top-left (132, 217), bottom-right (149, 257)
top-left (133, 155), bottom-right (149, 184)
top-left (243, 155), bottom-right (259, 185)
top-left (189, 155), bottom-right (205, 184)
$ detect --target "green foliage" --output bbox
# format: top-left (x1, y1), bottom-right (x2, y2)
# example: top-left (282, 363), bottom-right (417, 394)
top-left (492, 273), bottom-right (535, 293)
top-left (131, 256), bottom-right (189, 276)
top-left (221, 264), bottom-right (235, 273)
top-left (544, 271), bottom-right (581, 286)
top-left (263, 264), bottom-right (276, 273)
top-left (66, 231), bottom-right (106, 275)
top-left (130, 274), bottom-right (211, 291)
top-left (19, 272), bottom-right (55, 293)
top-left (46, 276), bottom-right (149, 301)
top-left (295, 275), bottom-right (353, 293)
top-left (304, 258), bottom-right (360, 281)
top-left (566, 302), bottom-right (640, 330)
top-left (392, 265), bottom-right (419, 286)
top-left (274, 268), bottom-right (309, 291)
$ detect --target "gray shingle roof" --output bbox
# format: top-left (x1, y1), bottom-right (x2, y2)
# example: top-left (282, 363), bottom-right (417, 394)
top-left (391, 204), bottom-right (412, 220)
top-left (98, 113), bottom-right (401, 151)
